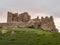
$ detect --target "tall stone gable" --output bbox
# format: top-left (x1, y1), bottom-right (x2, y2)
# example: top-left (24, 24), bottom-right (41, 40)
top-left (7, 12), bottom-right (18, 22)
top-left (7, 12), bottom-right (31, 22)
top-left (12, 13), bottom-right (18, 22)
top-left (7, 12), bottom-right (13, 22)
top-left (1, 12), bottom-right (58, 32)
top-left (18, 12), bottom-right (31, 22)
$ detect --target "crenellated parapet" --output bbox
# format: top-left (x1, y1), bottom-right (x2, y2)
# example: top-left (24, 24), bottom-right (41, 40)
top-left (40, 16), bottom-right (58, 32)
top-left (0, 12), bottom-right (58, 32)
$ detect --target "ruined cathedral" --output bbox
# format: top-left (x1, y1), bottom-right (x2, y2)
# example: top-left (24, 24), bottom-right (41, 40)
top-left (0, 12), bottom-right (58, 32)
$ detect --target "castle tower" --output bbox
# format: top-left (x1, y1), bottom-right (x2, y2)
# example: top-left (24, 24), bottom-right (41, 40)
top-left (12, 13), bottom-right (18, 22)
top-left (18, 12), bottom-right (31, 22)
top-left (7, 12), bottom-right (13, 22)
top-left (7, 12), bottom-right (18, 23)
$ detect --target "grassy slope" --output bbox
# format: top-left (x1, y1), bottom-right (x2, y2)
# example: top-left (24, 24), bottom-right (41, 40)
top-left (0, 28), bottom-right (60, 45)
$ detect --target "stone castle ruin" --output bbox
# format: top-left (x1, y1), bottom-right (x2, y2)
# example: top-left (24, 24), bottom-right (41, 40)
top-left (0, 12), bottom-right (58, 32)
top-left (7, 12), bottom-right (31, 22)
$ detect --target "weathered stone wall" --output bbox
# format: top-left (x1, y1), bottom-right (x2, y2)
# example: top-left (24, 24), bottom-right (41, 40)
top-left (0, 22), bottom-right (28, 28)
top-left (12, 13), bottom-right (18, 22)
top-left (7, 12), bottom-right (13, 22)
top-left (32, 16), bottom-right (41, 28)
top-left (0, 12), bottom-right (58, 32)
top-left (0, 23), bottom-right (18, 28)
top-left (7, 12), bottom-right (31, 22)
top-left (18, 12), bottom-right (31, 22)
top-left (40, 16), bottom-right (58, 32)
top-left (7, 12), bottom-right (18, 22)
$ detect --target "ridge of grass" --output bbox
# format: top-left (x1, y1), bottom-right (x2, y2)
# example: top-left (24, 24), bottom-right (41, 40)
top-left (0, 28), bottom-right (60, 45)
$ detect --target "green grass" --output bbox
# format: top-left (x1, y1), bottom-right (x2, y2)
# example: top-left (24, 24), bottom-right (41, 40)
top-left (0, 28), bottom-right (60, 45)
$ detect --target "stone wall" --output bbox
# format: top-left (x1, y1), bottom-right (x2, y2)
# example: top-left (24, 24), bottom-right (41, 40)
top-left (0, 23), bottom-right (18, 28)
top-left (7, 12), bottom-right (31, 22)
top-left (7, 12), bottom-right (13, 22)
top-left (12, 13), bottom-right (18, 22)
top-left (32, 16), bottom-right (41, 28)
top-left (40, 16), bottom-right (58, 32)
top-left (0, 12), bottom-right (58, 32)
top-left (0, 22), bottom-right (28, 28)
top-left (18, 12), bottom-right (31, 22)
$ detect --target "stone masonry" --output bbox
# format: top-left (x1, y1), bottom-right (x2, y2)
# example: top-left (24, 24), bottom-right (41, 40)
top-left (0, 12), bottom-right (58, 32)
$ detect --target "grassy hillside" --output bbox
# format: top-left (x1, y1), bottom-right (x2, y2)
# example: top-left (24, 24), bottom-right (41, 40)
top-left (0, 28), bottom-right (60, 45)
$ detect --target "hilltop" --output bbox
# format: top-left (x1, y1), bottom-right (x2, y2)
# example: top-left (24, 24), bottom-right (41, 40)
top-left (0, 28), bottom-right (60, 45)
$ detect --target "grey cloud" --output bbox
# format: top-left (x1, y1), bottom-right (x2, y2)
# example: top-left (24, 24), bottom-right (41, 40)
top-left (0, 0), bottom-right (60, 18)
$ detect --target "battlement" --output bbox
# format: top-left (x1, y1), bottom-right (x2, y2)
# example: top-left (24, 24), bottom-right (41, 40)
top-left (0, 12), bottom-right (58, 32)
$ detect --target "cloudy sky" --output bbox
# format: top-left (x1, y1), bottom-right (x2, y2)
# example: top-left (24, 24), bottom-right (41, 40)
top-left (0, 0), bottom-right (60, 31)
